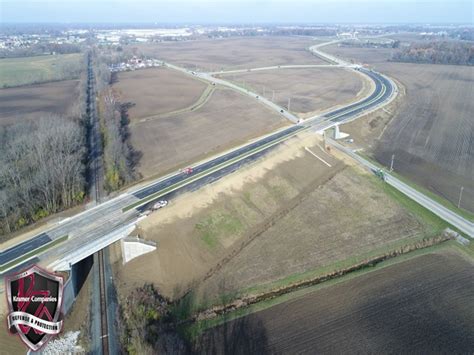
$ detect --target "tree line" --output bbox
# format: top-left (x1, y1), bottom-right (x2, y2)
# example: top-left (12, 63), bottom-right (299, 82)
top-left (0, 43), bottom-right (82, 59)
top-left (0, 114), bottom-right (87, 235)
top-left (391, 41), bottom-right (474, 66)
top-left (100, 92), bottom-right (139, 191)
top-left (92, 51), bottom-right (140, 192)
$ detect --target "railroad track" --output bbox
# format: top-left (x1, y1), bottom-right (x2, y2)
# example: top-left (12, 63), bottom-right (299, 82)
top-left (98, 249), bottom-right (109, 355)
top-left (88, 53), bottom-right (109, 354)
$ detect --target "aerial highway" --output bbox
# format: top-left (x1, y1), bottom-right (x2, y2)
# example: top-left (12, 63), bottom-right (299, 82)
top-left (0, 57), bottom-right (394, 277)
top-left (8, 39), bottom-right (470, 292)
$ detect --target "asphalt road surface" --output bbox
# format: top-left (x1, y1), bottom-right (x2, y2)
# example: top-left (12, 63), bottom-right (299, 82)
top-left (0, 233), bottom-right (50, 265)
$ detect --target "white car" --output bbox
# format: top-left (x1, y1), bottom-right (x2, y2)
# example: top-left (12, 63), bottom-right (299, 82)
top-left (152, 200), bottom-right (168, 210)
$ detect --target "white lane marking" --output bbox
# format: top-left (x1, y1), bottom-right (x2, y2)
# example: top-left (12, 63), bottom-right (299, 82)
top-left (305, 147), bottom-right (332, 167)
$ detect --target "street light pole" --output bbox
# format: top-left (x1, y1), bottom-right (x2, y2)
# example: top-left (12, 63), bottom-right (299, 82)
top-left (390, 154), bottom-right (395, 172)
top-left (288, 97), bottom-right (291, 112)
top-left (458, 186), bottom-right (464, 209)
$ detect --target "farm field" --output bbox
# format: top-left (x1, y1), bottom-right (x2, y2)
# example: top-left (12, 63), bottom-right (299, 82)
top-left (128, 86), bottom-right (287, 178)
top-left (0, 53), bottom-right (82, 88)
top-left (373, 62), bottom-right (474, 213)
top-left (111, 132), bottom-right (428, 302)
top-left (221, 67), bottom-right (367, 118)
top-left (198, 249), bottom-right (474, 353)
top-left (112, 67), bottom-right (208, 121)
top-left (0, 79), bottom-right (80, 126)
top-left (324, 43), bottom-right (396, 64)
top-left (129, 36), bottom-right (326, 71)
top-left (325, 44), bottom-right (474, 212)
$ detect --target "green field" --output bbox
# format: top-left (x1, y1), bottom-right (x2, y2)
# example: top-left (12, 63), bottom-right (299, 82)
top-left (0, 53), bottom-right (83, 88)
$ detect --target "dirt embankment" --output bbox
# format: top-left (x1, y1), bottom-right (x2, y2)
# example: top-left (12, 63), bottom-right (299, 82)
top-left (112, 130), bottom-right (427, 306)
top-left (110, 133), bottom-right (340, 298)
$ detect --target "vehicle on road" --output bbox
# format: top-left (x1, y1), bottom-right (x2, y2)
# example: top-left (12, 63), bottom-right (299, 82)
top-left (152, 200), bottom-right (168, 210)
top-left (183, 167), bottom-right (194, 175)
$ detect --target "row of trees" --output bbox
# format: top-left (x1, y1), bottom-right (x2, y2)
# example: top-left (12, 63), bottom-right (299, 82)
top-left (92, 51), bottom-right (139, 191)
top-left (341, 39), bottom-right (400, 49)
top-left (0, 115), bottom-right (87, 235)
top-left (100, 91), bottom-right (139, 191)
top-left (391, 41), bottom-right (474, 66)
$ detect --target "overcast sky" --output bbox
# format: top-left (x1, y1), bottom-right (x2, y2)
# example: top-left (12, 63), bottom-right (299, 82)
top-left (1, 0), bottom-right (472, 24)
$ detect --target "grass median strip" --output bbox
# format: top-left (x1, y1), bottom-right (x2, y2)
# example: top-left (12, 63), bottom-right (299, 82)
top-left (0, 235), bottom-right (69, 274)
top-left (123, 126), bottom-right (307, 212)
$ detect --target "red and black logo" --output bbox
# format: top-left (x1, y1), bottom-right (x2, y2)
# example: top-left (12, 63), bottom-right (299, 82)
top-left (5, 265), bottom-right (64, 351)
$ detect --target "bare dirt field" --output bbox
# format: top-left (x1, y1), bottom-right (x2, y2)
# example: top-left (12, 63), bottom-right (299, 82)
top-left (111, 132), bottom-right (428, 303)
top-left (221, 67), bottom-right (367, 118)
top-left (324, 44), bottom-right (474, 212)
top-left (129, 36), bottom-right (326, 71)
top-left (0, 79), bottom-right (79, 126)
top-left (324, 43), bottom-right (396, 64)
top-left (373, 63), bottom-right (474, 212)
top-left (129, 87), bottom-right (287, 178)
top-left (199, 249), bottom-right (474, 353)
top-left (112, 67), bottom-right (208, 121)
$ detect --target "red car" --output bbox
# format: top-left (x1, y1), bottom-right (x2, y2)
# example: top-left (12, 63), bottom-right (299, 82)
top-left (183, 167), bottom-right (193, 175)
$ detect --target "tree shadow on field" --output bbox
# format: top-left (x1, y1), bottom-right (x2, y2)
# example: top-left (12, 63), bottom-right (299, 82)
top-left (110, 72), bottom-right (119, 85)
top-left (119, 101), bottom-right (143, 178)
top-left (190, 279), bottom-right (274, 355)
top-left (354, 269), bottom-right (474, 354)
top-left (197, 314), bottom-right (273, 355)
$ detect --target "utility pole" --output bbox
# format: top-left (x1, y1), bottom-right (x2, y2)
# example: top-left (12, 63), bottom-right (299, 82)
top-left (272, 90), bottom-right (275, 101)
top-left (390, 154), bottom-right (395, 172)
top-left (288, 97), bottom-right (291, 112)
top-left (458, 186), bottom-right (464, 209)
